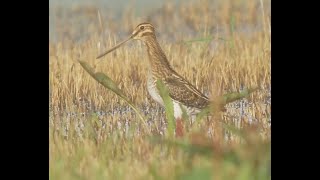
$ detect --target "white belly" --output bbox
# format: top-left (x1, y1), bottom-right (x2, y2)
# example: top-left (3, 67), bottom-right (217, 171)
top-left (147, 74), bottom-right (185, 119)
top-left (173, 100), bottom-right (183, 119)
top-left (147, 75), bottom-right (164, 106)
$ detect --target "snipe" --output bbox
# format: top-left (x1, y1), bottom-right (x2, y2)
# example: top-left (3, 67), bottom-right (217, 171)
top-left (97, 22), bottom-right (210, 135)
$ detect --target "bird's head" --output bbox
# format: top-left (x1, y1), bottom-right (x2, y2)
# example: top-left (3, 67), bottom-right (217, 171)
top-left (96, 22), bottom-right (156, 59)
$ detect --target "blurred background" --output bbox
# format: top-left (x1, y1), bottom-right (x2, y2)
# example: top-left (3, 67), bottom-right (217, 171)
top-left (49, 0), bottom-right (270, 45)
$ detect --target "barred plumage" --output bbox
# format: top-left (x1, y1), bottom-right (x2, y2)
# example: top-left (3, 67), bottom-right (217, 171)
top-left (97, 22), bottom-right (210, 119)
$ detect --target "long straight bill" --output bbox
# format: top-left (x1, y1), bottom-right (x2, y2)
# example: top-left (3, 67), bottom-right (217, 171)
top-left (96, 34), bottom-right (134, 59)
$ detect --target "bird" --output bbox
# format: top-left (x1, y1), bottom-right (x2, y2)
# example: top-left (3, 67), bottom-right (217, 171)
top-left (97, 22), bottom-right (211, 136)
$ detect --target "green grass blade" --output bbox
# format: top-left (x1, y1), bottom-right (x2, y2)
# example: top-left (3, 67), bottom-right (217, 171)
top-left (180, 104), bottom-right (189, 122)
top-left (196, 87), bottom-right (259, 121)
top-left (222, 87), bottom-right (259, 104)
top-left (156, 79), bottom-right (175, 138)
top-left (78, 60), bottom-right (150, 134)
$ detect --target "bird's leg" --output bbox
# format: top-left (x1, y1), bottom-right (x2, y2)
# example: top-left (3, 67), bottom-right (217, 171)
top-left (175, 118), bottom-right (184, 138)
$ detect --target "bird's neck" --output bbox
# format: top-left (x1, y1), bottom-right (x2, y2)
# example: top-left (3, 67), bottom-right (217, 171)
top-left (144, 35), bottom-right (173, 78)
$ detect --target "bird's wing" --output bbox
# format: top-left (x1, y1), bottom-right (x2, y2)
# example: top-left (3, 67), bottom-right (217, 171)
top-left (162, 73), bottom-right (210, 109)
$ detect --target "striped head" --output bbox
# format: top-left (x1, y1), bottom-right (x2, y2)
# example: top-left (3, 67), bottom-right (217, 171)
top-left (96, 22), bottom-right (156, 59)
top-left (132, 23), bottom-right (156, 41)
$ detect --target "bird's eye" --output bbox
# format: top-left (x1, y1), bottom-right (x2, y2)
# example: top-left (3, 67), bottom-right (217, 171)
top-left (140, 26), bottom-right (144, 30)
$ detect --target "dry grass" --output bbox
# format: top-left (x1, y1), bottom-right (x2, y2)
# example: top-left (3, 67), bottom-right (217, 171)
top-left (49, 0), bottom-right (271, 179)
